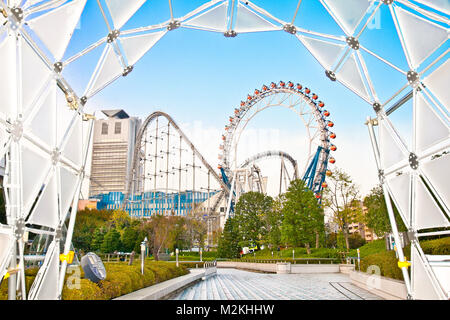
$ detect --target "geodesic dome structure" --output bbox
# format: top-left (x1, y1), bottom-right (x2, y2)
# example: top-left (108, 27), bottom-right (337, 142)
top-left (0, 0), bottom-right (448, 300)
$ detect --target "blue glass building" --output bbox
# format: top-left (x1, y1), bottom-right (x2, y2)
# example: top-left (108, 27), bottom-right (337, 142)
top-left (93, 190), bottom-right (217, 217)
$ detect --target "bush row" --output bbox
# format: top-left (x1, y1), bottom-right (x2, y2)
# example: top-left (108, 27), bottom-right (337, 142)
top-left (0, 260), bottom-right (188, 300)
top-left (244, 247), bottom-right (343, 260)
top-left (359, 237), bottom-right (449, 280)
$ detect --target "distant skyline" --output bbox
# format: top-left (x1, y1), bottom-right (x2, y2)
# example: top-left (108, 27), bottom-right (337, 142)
top-left (66, 0), bottom-right (435, 197)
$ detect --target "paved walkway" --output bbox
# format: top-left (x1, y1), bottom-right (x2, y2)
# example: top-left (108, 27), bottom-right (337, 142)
top-left (170, 268), bottom-right (383, 300)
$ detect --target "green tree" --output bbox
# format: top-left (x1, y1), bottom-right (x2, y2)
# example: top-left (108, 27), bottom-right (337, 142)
top-left (265, 196), bottom-right (283, 249)
top-left (348, 233), bottom-right (366, 249)
top-left (363, 185), bottom-right (407, 236)
top-left (234, 192), bottom-right (273, 248)
top-left (101, 228), bottom-right (122, 253)
top-left (72, 209), bottom-right (111, 252)
top-left (90, 227), bottom-right (106, 252)
top-left (281, 179), bottom-right (324, 253)
top-left (121, 227), bottom-right (138, 252)
top-left (322, 168), bottom-right (361, 250)
top-left (217, 217), bottom-right (241, 259)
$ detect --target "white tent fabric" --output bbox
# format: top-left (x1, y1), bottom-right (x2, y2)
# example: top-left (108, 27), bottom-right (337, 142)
top-left (336, 53), bottom-right (371, 102)
top-left (423, 58), bottom-right (450, 113)
top-left (85, 44), bottom-right (123, 98)
top-left (414, 0), bottom-right (450, 15)
top-left (393, 6), bottom-right (448, 69)
top-left (20, 37), bottom-right (52, 113)
top-left (234, 2), bottom-right (279, 33)
top-left (413, 176), bottom-right (450, 230)
top-left (386, 172), bottom-right (411, 227)
top-left (0, 33), bottom-right (17, 119)
top-left (105, 0), bottom-right (147, 30)
top-left (0, 0), bottom-right (447, 301)
top-left (378, 118), bottom-right (408, 171)
top-left (27, 0), bottom-right (87, 60)
top-left (28, 241), bottom-right (60, 300)
top-left (0, 228), bottom-right (14, 282)
top-left (27, 170), bottom-right (59, 229)
top-left (411, 245), bottom-right (442, 300)
top-left (120, 30), bottom-right (167, 66)
top-left (183, 1), bottom-right (228, 32)
top-left (421, 153), bottom-right (450, 211)
top-left (296, 35), bottom-right (345, 70)
top-left (321, 0), bottom-right (374, 35)
top-left (414, 92), bottom-right (449, 154)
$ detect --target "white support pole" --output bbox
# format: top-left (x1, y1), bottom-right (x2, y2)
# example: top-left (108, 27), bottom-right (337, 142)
top-left (58, 120), bottom-right (94, 297)
top-left (366, 117), bottom-right (412, 297)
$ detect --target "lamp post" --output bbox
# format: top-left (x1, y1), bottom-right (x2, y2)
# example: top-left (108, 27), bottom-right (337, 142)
top-left (140, 237), bottom-right (148, 275)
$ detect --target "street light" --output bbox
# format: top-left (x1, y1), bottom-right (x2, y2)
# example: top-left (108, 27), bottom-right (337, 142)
top-left (140, 237), bottom-right (148, 275)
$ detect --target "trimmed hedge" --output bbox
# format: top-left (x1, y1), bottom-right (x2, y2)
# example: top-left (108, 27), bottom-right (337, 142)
top-left (245, 247), bottom-right (342, 260)
top-left (360, 250), bottom-right (405, 280)
top-left (237, 258), bottom-right (339, 264)
top-left (359, 237), bottom-right (449, 280)
top-left (420, 237), bottom-right (450, 255)
top-left (1, 260), bottom-right (188, 300)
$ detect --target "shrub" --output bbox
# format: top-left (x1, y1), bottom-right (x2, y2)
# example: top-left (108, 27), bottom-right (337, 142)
top-left (420, 237), bottom-right (450, 255)
top-left (62, 279), bottom-right (105, 300)
top-left (360, 250), bottom-right (405, 280)
top-left (1, 260), bottom-right (187, 300)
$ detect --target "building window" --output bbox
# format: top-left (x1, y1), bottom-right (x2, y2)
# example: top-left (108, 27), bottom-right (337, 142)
top-left (115, 122), bottom-right (121, 134)
top-left (101, 123), bottom-right (108, 135)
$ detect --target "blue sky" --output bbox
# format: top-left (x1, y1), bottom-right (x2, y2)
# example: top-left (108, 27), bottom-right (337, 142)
top-left (55, 0), bottom-right (447, 196)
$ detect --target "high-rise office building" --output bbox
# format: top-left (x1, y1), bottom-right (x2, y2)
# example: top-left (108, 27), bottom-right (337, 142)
top-left (89, 109), bottom-right (141, 197)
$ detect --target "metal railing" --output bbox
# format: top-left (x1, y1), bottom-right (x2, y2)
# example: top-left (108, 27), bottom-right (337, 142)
top-left (230, 258), bottom-right (339, 264)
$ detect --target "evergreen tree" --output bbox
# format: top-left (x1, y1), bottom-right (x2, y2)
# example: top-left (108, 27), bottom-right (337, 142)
top-left (121, 227), bottom-right (138, 252)
top-left (101, 228), bottom-right (122, 253)
top-left (234, 192), bottom-right (273, 248)
top-left (265, 196), bottom-right (283, 248)
top-left (363, 185), bottom-right (406, 236)
top-left (281, 179), bottom-right (324, 253)
top-left (217, 218), bottom-right (241, 259)
top-left (91, 228), bottom-right (106, 252)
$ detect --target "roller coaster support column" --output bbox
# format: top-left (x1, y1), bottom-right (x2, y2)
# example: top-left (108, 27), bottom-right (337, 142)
top-left (303, 146), bottom-right (323, 190)
top-left (225, 171), bottom-right (237, 222)
top-left (366, 117), bottom-right (412, 298)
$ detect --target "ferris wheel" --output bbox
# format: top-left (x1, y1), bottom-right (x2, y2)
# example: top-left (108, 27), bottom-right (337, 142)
top-left (218, 81), bottom-right (337, 216)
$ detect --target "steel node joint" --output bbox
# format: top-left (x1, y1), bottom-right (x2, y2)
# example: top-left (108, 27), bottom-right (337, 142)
top-left (407, 70), bottom-right (420, 88)
top-left (346, 36), bottom-right (360, 50)
top-left (224, 30), bottom-right (237, 38)
top-left (123, 65), bottom-right (133, 77)
top-left (14, 219), bottom-right (25, 239)
top-left (409, 152), bottom-right (419, 170)
top-left (378, 169), bottom-right (385, 183)
top-left (54, 62), bottom-right (64, 73)
top-left (9, 7), bottom-right (23, 23)
top-left (372, 102), bottom-right (382, 114)
top-left (107, 29), bottom-right (120, 43)
top-left (283, 24), bottom-right (297, 34)
top-left (167, 20), bottom-right (180, 31)
top-left (325, 70), bottom-right (336, 82)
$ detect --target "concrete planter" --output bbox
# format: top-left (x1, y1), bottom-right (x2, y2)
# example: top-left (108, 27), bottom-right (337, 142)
top-left (290, 264), bottom-right (340, 274)
top-left (349, 271), bottom-right (407, 300)
top-left (217, 261), bottom-right (341, 274)
top-left (339, 264), bottom-right (355, 274)
top-left (276, 263), bottom-right (291, 274)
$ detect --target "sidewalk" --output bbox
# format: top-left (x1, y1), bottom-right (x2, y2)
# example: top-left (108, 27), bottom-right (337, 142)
top-left (114, 269), bottom-right (209, 300)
